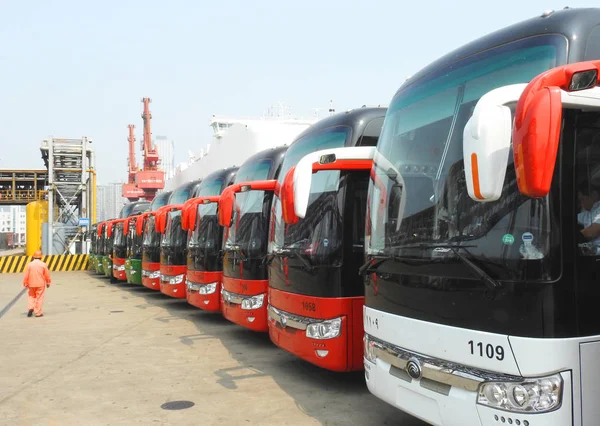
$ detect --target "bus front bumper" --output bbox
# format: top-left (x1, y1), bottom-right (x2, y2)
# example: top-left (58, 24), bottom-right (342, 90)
top-left (141, 262), bottom-right (160, 290)
top-left (125, 259), bottom-right (142, 285)
top-left (159, 265), bottom-right (187, 298)
top-left (186, 270), bottom-right (222, 311)
top-left (112, 258), bottom-right (127, 281)
top-left (220, 277), bottom-right (268, 332)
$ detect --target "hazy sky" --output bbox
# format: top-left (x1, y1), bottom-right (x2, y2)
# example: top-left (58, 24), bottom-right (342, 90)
top-left (1, 1), bottom-right (597, 184)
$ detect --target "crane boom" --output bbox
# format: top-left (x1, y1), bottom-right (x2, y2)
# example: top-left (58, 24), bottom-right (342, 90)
top-left (127, 124), bottom-right (137, 183)
top-left (134, 97), bottom-right (165, 200)
top-left (141, 97), bottom-right (160, 170)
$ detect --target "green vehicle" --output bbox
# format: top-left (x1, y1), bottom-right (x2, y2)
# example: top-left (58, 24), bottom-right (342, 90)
top-left (94, 220), bottom-right (110, 275)
top-left (102, 220), bottom-right (116, 281)
top-left (88, 224), bottom-right (98, 272)
top-left (125, 192), bottom-right (171, 284)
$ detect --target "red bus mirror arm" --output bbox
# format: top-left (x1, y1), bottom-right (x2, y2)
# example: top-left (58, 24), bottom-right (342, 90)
top-left (282, 147), bottom-right (375, 225)
top-left (218, 181), bottom-right (277, 227)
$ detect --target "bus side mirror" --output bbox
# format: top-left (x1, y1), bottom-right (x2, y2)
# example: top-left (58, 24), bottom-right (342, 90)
top-left (513, 87), bottom-right (562, 198)
top-left (218, 186), bottom-right (237, 227)
top-left (463, 84), bottom-right (526, 202)
top-left (283, 147), bottom-right (376, 223)
top-left (281, 166), bottom-right (298, 225)
top-left (181, 200), bottom-right (197, 232)
top-left (135, 216), bottom-right (145, 236)
top-left (156, 210), bottom-right (168, 233)
top-left (513, 61), bottom-right (600, 198)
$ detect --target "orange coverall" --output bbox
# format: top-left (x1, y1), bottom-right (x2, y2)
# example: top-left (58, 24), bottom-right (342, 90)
top-left (23, 259), bottom-right (52, 316)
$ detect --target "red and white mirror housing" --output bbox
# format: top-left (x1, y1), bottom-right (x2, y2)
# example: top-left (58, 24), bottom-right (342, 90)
top-left (281, 147), bottom-right (376, 224)
top-left (463, 84), bottom-right (527, 202)
top-left (513, 60), bottom-right (600, 198)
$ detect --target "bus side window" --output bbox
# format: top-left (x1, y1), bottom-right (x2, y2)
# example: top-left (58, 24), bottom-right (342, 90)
top-left (575, 121), bottom-right (600, 257)
top-left (358, 117), bottom-right (384, 147)
top-left (352, 174), bottom-right (369, 251)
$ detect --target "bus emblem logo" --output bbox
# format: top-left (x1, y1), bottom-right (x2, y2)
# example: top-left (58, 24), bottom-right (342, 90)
top-left (406, 358), bottom-right (422, 380)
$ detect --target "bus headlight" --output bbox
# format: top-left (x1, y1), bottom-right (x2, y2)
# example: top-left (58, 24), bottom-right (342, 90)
top-left (477, 374), bottom-right (563, 413)
top-left (199, 282), bottom-right (217, 294)
top-left (363, 334), bottom-right (377, 363)
top-left (169, 274), bottom-right (184, 284)
top-left (241, 294), bottom-right (264, 310)
top-left (306, 317), bottom-right (342, 340)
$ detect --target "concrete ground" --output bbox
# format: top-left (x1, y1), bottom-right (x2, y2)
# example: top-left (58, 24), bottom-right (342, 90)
top-left (0, 271), bottom-right (426, 426)
top-left (0, 248), bottom-right (25, 256)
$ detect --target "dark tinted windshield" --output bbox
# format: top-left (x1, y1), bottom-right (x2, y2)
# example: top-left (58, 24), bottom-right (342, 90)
top-left (225, 159), bottom-right (273, 252)
top-left (189, 176), bottom-right (227, 247)
top-left (143, 216), bottom-right (159, 247)
top-left (270, 126), bottom-right (350, 266)
top-left (169, 185), bottom-right (195, 205)
top-left (114, 223), bottom-right (125, 246)
top-left (187, 176), bottom-right (229, 271)
top-left (150, 193), bottom-right (170, 211)
top-left (120, 204), bottom-right (135, 218)
top-left (368, 35), bottom-right (566, 281)
top-left (105, 225), bottom-right (114, 253)
top-left (127, 219), bottom-right (142, 259)
top-left (161, 210), bottom-right (186, 247)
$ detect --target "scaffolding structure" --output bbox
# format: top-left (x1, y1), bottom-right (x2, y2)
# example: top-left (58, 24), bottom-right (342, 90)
top-left (40, 137), bottom-right (96, 255)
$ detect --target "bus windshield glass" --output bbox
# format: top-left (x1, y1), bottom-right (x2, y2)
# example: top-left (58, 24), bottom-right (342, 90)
top-left (225, 159), bottom-right (272, 257)
top-left (113, 224), bottom-right (125, 248)
top-left (143, 216), bottom-right (159, 247)
top-left (127, 220), bottom-right (142, 258)
top-left (270, 126), bottom-right (350, 266)
top-left (368, 35), bottom-right (566, 282)
top-left (161, 210), bottom-right (185, 247)
top-left (169, 188), bottom-right (192, 205)
top-left (189, 177), bottom-right (226, 247)
top-left (150, 193), bottom-right (169, 211)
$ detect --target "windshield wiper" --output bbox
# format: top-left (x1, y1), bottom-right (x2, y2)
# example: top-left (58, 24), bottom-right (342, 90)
top-left (226, 245), bottom-right (248, 262)
top-left (358, 254), bottom-right (442, 276)
top-left (391, 242), bottom-right (502, 291)
top-left (267, 248), bottom-right (314, 272)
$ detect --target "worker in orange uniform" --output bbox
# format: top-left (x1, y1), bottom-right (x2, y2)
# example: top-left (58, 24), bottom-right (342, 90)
top-left (23, 250), bottom-right (51, 317)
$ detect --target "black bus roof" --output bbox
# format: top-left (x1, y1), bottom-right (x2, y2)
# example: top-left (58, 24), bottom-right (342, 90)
top-left (128, 201), bottom-right (151, 217)
top-left (401, 7), bottom-right (600, 94)
top-left (168, 179), bottom-right (202, 203)
top-left (236, 145), bottom-right (288, 181)
top-left (198, 166), bottom-right (239, 187)
top-left (154, 191), bottom-right (171, 201)
top-left (292, 107), bottom-right (387, 145)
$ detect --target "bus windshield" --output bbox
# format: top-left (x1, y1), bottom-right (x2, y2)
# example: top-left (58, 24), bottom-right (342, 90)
top-left (225, 159), bottom-right (273, 257)
top-left (150, 193), bottom-right (169, 211)
top-left (127, 219), bottom-right (142, 259)
top-left (161, 210), bottom-right (185, 247)
top-left (368, 35), bottom-right (566, 282)
top-left (169, 187), bottom-right (192, 205)
top-left (270, 126), bottom-right (350, 266)
top-left (189, 177), bottom-right (226, 247)
top-left (143, 216), bottom-right (159, 247)
top-left (114, 224), bottom-right (125, 248)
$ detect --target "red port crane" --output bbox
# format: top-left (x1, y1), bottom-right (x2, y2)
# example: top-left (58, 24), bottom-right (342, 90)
top-left (122, 124), bottom-right (145, 200)
top-left (135, 98), bottom-right (165, 200)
